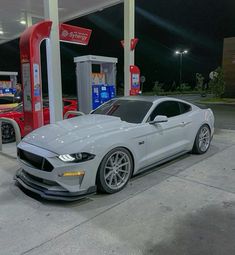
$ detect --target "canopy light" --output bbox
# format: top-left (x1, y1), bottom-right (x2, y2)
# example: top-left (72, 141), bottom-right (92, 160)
top-left (0, 31), bottom-right (4, 35)
top-left (175, 49), bottom-right (189, 55)
top-left (20, 20), bottom-right (26, 25)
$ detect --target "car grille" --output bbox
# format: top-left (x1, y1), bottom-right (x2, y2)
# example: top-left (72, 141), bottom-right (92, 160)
top-left (17, 148), bottom-right (54, 172)
top-left (22, 170), bottom-right (58, 187)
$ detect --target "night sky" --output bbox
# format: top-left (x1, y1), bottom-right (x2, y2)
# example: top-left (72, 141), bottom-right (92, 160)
top-left (0, 0), bottom-right (234, 94)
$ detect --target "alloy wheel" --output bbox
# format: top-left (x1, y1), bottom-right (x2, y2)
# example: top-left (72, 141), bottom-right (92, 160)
top-left (104, 151), bottom-right (131, 190)
top-left (198, 126), bottom-right (210, 152)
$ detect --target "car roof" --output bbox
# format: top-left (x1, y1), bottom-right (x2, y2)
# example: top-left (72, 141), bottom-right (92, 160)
top-left (117, 96), bottom-right (171, 103)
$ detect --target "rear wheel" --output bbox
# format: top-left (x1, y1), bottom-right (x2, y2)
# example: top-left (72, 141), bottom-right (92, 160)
top-left (96, 147), bottom-right (133, 194)
top-left (192, 125), bottom-right (211, 154)
top-left (1, 123), bottom-right (15, 143)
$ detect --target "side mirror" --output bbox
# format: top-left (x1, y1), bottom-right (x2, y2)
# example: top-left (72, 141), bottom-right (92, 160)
top-left (149, 115), bottom-right (168, 125)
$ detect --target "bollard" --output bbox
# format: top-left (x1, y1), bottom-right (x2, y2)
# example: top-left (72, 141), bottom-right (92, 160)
top-left (0, 118), bottom-right (21, 153)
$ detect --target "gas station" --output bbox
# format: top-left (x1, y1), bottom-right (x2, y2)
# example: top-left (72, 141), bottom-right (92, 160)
top-left (14, 0), bottom-right (141, 135)
top-left (0, 1), bottom-right (235, 255)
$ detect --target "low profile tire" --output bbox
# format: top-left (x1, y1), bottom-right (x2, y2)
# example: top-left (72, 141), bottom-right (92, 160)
top-left (96, 147), bottom-right (133, 194)
top-left (192, 124), bottom-right (211, 154)
top-left (1, 123), bottom-right (16, 144)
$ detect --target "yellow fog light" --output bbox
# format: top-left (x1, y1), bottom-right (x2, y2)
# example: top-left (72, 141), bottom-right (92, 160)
top-left (60, 171), bottom-right (85, 177)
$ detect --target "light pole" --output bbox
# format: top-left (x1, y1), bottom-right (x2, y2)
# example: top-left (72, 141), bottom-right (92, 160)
top-left (175, 50), bottom-right (188, 90)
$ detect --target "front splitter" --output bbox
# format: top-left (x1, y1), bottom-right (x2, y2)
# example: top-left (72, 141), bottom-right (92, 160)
top-left (14, 169), bottom-right (96, 201)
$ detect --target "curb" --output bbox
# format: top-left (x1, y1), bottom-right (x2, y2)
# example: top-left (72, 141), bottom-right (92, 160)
top-left (195, 101), bottom-right (235, 106)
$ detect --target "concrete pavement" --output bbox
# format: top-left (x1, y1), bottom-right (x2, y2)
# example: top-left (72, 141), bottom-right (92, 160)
top-left (0, 129), bottom-right (235, 255)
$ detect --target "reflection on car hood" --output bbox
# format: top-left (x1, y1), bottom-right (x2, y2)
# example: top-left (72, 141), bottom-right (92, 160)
top-left (23, 114), bottom-right (132, 154)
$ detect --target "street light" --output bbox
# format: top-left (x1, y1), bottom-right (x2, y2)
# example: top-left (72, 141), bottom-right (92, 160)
top-left (175, 49), bottom-right (188, 89)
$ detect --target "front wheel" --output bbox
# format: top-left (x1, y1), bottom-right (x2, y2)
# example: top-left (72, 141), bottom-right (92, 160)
top-left (192, 125), bottom-right (211, 154)
top-left (1, 123), bottom-right (16, 144)
top-left (96, 147), bottom-right (133, 194)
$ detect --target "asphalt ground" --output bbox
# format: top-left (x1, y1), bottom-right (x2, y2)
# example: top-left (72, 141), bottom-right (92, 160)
top-left (204, 104), bottom-right (235, 130)
top-left (0, 129), bottom-right (235, 255)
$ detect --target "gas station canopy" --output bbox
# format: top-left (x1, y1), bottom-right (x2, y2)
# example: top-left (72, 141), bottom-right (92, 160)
top-left (0, 0), bottom-right (123, 44)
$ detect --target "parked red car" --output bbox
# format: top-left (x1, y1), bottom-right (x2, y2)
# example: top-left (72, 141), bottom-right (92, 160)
top-left (0, 99), bottom-right (78, 143)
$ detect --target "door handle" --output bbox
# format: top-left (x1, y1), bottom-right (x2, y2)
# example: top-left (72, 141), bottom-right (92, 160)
top-left (180, 121), bottom-right (191, 127)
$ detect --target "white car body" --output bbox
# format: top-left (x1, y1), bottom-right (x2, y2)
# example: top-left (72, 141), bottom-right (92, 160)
top-left (15, 97), bottom-right (214, 200)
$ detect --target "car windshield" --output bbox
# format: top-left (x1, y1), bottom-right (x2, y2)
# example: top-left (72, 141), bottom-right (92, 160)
top-left (0, 96), bottom-right (14, 104)
top-left (92, 99), bottom-right (152, 123)
top-left (12, 103), bottom-right (23, 112)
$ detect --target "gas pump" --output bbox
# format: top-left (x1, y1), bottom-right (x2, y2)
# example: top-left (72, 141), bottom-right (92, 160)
top-left (0, 71), bottom-right (18, 95)
top-left (20, 21), bottom-right (52, 135)
top-left (74, 55), bottom-right (118, 113)
top-left (20, 21), bottom-right (92, 135)
top-left (130, 65), bottom-right (141, 95)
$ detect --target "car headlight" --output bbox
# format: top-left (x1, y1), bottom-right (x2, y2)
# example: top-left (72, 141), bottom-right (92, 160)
top-left (58, 152), bottom-right (95, 163)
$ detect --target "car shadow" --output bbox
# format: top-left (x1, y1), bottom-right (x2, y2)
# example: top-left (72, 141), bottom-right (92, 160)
top-left (13, 141), bottom-right (230, 209)
top-left (142, 203), bottom-right (235, 255)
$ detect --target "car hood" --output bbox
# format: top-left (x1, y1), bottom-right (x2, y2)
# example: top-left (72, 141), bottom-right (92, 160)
top-left (22, 114), bottom-right (132, 154)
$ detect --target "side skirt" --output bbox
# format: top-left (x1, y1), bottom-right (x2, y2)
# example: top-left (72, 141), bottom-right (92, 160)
top-left (134, 150), bottom-right (190, 176)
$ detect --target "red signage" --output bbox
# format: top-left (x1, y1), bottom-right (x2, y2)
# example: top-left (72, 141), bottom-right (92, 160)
top-left (59, 24), bottom-right (92, 45)
top-left (20, 20), bottom-right (52, 135)
top-left (121, 38), bottom-right (139, 51)
top-left (130, 65), bottom-right (141, 96)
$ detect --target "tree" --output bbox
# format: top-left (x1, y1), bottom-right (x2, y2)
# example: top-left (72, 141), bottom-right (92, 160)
top-left (153, 81), bottom-right (163, 95)
top-left (209, 67), bottom-right (226, 98)
top-left (196, 73), bottom-right (205, 92)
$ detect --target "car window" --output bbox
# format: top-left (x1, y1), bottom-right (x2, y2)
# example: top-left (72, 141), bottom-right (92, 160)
top-left (92, 99), bottom-right (152, 124)
top-left (63, 100), bottom-right (72, 106)
top-left (13, 104), bottom-right (23, 112)
top-left (0, 96), bottom-right (14, 104)
top-left (179, 102), bottom-right (191, 114)
top-left (43, 101), bottom-right (50, 108)
top-left (149, 101), bottom-right (181, 121)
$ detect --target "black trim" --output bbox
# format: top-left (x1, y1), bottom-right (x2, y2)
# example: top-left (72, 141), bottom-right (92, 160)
top-left (14, 169), bottom-right (96, 201)
top-left (135, 150), bottom-right (188, 175)
top-left (18, 148), bottom-right (54, 172)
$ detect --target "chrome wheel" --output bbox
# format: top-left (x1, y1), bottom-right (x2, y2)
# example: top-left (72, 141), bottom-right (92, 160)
top-left (198, 126), bottom-right (210, 152)
top-left (104, 150), bottom-right (131, 191)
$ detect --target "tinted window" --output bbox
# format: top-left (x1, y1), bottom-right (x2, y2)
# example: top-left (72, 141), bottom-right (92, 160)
top-left (150, 101), bottom-right (181, 120)
top-left (179, 102), bottom-right (191, 114)
top-left (63, 100), bottom-right (72, 106)
top-left (0, 96), bottom-right (14, 104)
top-left (43, 101), bottom-right (50, 108)
top-left (13, 104), bottom-right (23, 112)
top-left (92, 99), bottom-right (152, 123)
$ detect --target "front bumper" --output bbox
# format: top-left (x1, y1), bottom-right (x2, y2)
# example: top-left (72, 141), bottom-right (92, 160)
top-left (16, 141), bottom-right (100, 201)
top-left (15, 169), bottom-right (96, 201)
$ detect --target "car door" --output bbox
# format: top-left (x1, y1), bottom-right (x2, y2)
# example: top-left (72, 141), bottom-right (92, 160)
top-left (145, 100), bottom-right (190, 165)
